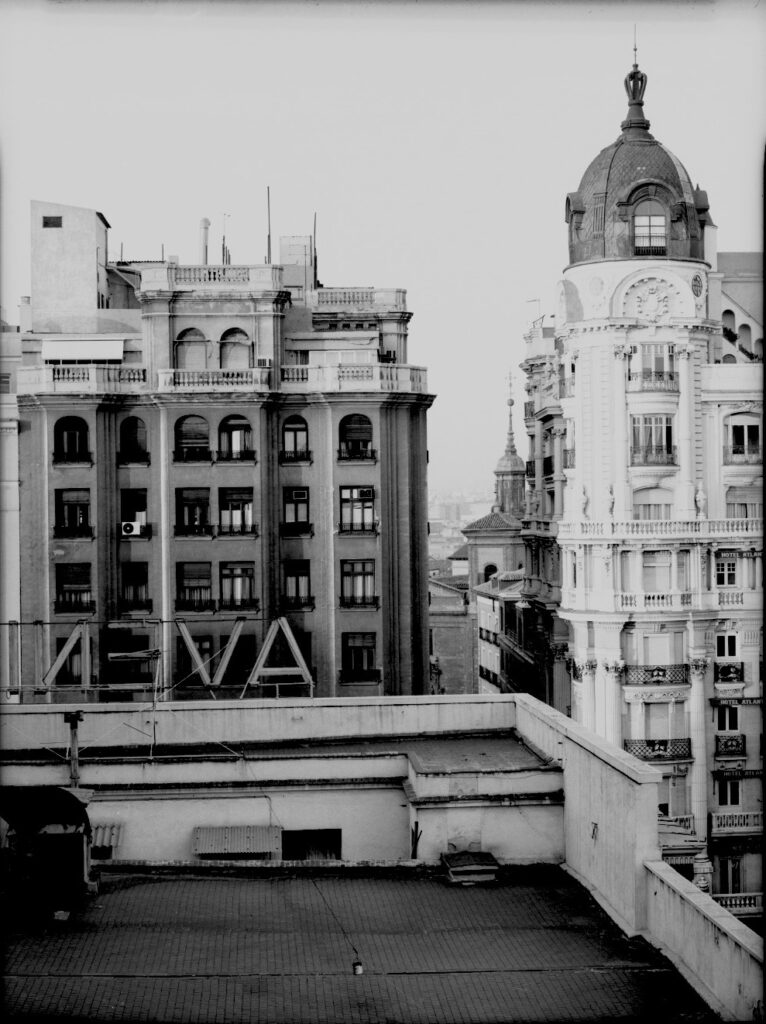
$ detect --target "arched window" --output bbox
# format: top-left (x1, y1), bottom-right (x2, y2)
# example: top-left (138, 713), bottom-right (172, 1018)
top-left (632, 487), bottom-right (672, 521)
top-left (722, 353), bottom-right (737, 364)
top-left (218, 415), bottom-right (254, 461)
top-left (118, 416), bottom-right (149, 464)
top-left (738, 324), bottom-right (752, 354)
top-left (174, 328), bottom-right (207, 370)
top-left (280, 415), bottom-right (311, 463)
top-left (483, 563), bottom-right (498, 582)
top-left (53, 416), bottom-right (90, 463)
top-left (174, 415), bottom-right (211, 462)
top-left (633, 199), bottom-right (666, 256)
top-left (338, 414), bottom-right (375, 460)
top-left (220, 328), bottom-right (251, 369)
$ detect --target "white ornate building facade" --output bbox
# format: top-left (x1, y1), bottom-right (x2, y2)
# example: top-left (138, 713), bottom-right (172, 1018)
top-left (519, 64), bottom-right (762, 913)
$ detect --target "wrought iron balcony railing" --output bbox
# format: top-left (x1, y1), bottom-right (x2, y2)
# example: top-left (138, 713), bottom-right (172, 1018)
top-left (281, 595), bottom-right (315, 611)
top-left (173, 447), bottom-right (214, 463)
top-left (337, 445), bottom-right (377, 462)
top-left (339, 595), bottom-right (380, 609)
top-left (280, 522), bottom-right (314, 538)
top-left (175, 596), bottom-right (215, 612)
top-left (714, 734), bottom-right (746, 757)
top-left (338, 521), bottom-right (378, 535)
top-left (174, 523), bottom-right (214, 537)
top-left (279, 449), bottom-right (312, 464)
top-left (627, 371), bottom-right (679, 392)
top-left (117, 449), bottom-right (151, 466)
top-left (723, 445), bottom-right (762, 465)
top-left (216, 449), bottom-right (257, 462)
top-left (623, 738), bottom-right (692, 760)
top-left (53, 450), bottom-right (92, 465)
top-left (54, 524), bottom-right (93, 538)
top-left (217, 523), bottom-right (258, 537)
top-left (118, 598), bottom-right (153, 613)
top-left (218, 597), bottom-right (260, 611)
top-left (624, 664), bottom-right (690, 685)
top-left (55, 595), bottom-right (95, 613)
top-left (630, 445), bottom-right (677, 466)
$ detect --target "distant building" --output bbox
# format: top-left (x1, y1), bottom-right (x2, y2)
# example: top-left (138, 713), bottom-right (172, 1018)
top-left (516, 63), bottom-right (763, 907)
top-left (10, 201), bottom-right (434, 702)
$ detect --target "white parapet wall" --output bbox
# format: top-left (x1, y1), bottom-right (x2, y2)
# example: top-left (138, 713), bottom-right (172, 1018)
top-left (645, 860), bottom-right (764, 1023)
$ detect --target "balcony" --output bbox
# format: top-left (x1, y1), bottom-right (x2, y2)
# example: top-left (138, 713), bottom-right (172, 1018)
top-left (118, 598), bottom-right (153, 614)
top-left (624, 664), bottom-right (689, 685)
top-left (338, 667), bottom-right (381, 683)
top-left (217, 524), bottom-right (258, 537)
top-left (174, 523), bottom-right (214, 537)
top-left (558, 517), bottom-right (763, 541)
top-left (279, 363), bottom-right (428, 395)
top-left (306, 287), bottom-right (406, 310)
top-left (339, 595), bottom-right (380, 609)
top-left (627, 371), bottom-right (679, 393)
top-left (53, 524), bottom-right (93, 539)
top-left (710, 811), bottom-right (763, 835)
top-left (218, 597), bottom-right (260, 612)
top-left (714, 734), bottom-right (746, 757)
top-left (623, 738), bottom-right (692, 761)
top-left (117, 449), bottom-right (150, 469)
top-left (718, 590), bottom-right (744, 607)
top-left (173, 447), bottom-right (214, 463)
top-left (338, 521), bottom-right (378, 535)
top-left (18, 366), bottom-right (147, 396)
top-left (175, 596), bottom-right (215, 612)
top-left (216, 449), bottom-right (257, 463)
top-left (281, 595), bottom-right (315, 611)
top-left (630, 445), bottom-right (677, 466)
top-left (158, 369), bottom-right (271, 392)
top-left (714, 662), bottom-right (744, 683)
top-left (54, 595), bottom-right (95, 614)
top-left (279, 449), bottom-right (312, 464)
top-left (52, 450), bottom-right (92, 465)
top-left (712, 893), bottom-right (763, 917)
top-left (634, 236), bottom-right (667, 257)
top-left (723, 445), bottom-right (762, 465)
top-left (563, 449), bottom-right (575, 468)
top-left (338, 445), bottom-right (377, 462)
top-left (280, 522), bottom-right (314, 538)
top-left (617, 592), bottom-right (692, 611)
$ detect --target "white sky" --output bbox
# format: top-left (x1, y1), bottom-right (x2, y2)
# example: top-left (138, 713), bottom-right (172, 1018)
top-left (1, 0), bottom-right (763, 496)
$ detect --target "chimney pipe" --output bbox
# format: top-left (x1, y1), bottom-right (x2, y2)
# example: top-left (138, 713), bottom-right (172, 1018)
top-left (199, 218), bottom-right (211, 265)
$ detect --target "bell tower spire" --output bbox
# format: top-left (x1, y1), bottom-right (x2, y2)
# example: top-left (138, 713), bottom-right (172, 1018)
top-left (494, 371), bottom-right (525, 518)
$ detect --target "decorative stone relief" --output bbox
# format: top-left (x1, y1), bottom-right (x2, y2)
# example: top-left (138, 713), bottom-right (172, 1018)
top-left (623, 686), bottom-right (691, 703)
top-left (714, 681), bottom-right (746, 699)
top-left (583, 659), bottom-right (598, 675)
top-left (622, 277), bottom-right (687, 323)
top-left (602, 659), bottom-right (625, 675)
top-left (689, 657), bottom-right (710, 676)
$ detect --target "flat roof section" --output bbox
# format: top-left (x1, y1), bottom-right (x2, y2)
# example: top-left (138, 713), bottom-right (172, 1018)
top-left (3, 870), bottom-right (720, 1023)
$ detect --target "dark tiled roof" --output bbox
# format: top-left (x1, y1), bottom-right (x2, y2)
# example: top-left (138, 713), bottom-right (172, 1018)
top-left (430, 574), bottom-right (470, 592)
top-left (448, 544), bottom-right (469, 560)
top-left (462, 511), bottom-right (519, 533)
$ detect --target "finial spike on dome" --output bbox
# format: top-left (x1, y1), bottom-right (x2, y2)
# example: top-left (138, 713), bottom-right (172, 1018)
top-left (505, 371), bottom-right (517, 457)
top-left (621, 53), bottom-right (651, 137)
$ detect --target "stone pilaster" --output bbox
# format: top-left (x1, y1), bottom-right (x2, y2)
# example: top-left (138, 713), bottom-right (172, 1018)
top-left (688, 655), bottom-right (709, 843)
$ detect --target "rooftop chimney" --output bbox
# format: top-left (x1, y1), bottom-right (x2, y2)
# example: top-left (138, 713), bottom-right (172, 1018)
top-left (199, 218), bottom-right (211, 266)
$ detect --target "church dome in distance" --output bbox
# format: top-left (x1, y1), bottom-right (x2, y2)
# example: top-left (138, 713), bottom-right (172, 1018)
top-left (565, 61), bottom-right (713, 267)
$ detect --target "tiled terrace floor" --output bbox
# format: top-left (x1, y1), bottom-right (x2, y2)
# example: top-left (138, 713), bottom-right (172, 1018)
top-left (3, 868), bottom-right (720, 1023)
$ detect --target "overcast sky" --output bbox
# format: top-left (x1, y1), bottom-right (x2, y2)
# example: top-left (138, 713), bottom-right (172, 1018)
top-left (1, 0), bottom-right (763, 496)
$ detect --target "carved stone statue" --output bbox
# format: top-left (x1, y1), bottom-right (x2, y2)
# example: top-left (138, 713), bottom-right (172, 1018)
top-left (607, 485), bottom-right (615, 518)
top-left (695, 483), bottom-right (707, 518)
top-left (581, 486), bottom-right (590, 519)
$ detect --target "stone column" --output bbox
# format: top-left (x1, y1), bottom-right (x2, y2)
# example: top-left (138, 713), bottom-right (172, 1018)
top-left (628, 693), bottom-right (643, 740)
top-left (688, 656), bottom-right (709, 840)
top-left (612, 343), bottom-right (630, 519)
top-left (756, 552), bottom-right (763, 590)
top-left (552, 427), bottom-right (566, 517)
top-left (579, 658), bottom-right (598, 732)
top-left (602, 659), bottom-right (626, 746)
top-left (534, 418), bottom-right (543, 515)
top-left (569, 659), bottom-right (583, 723)
top-left (676, 344), bottom-right (696, 518)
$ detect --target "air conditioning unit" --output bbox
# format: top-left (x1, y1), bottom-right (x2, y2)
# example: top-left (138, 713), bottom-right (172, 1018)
top-left (121, 521), bottom-right (143, 537)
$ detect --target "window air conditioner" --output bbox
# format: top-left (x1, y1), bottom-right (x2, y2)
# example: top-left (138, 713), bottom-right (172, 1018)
top-left (121, 521), bottom-right (144, 537)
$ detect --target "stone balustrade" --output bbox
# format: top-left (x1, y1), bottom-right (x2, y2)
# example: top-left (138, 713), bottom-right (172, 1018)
top-left (710, 811), bottom-right (762, 834)
top-left (157, 368), bottom-right (271, 391)
top-left (618, 591), bottom-right (692, 610)
top-left (712, 892), bottom-right (763, 914)
top-left (17, 366), bottom-right (147, 394)
top-left (279, 363), bottom-right (428, 394)
top-left (306, 287), bottom-right (407, 310)
top-left (558, 518), bottom-right (763, 539)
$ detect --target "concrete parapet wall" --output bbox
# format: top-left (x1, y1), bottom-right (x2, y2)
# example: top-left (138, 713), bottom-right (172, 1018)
top-left (0, 695), bottom-right (519, 752)
top-left (645, 860), bottom-right (764, 1022)
top-left (513, 694), bottom-right (662, 934)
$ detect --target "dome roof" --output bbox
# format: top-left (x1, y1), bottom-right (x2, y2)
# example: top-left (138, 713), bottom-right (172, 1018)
top-left (565, 64), bottom-right (713, 266)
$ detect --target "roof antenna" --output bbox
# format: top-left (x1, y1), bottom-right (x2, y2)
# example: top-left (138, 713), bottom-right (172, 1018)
top-left (265, 186), bottom-right (272, 265)
top-left (633, 24), bottom-right (638, 65)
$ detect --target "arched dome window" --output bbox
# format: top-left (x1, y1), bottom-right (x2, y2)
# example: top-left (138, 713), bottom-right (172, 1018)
top-left (633, 199), bottom-right (666, 256)
top-left (280, 415), bottom-right (311, 463)
top-left (175, 328), bottom-right (207, 370)
top-left (53, 416), bottom-right (90, 463)
top-left (174, 415), bottom-right (211, 462)
top-left (338, 414), bottom-right (375, 461)
top-left (118, 416), bottom-right (149, 464)
top-left (218, 415), bottom-right (254, 461)
top-left (220, 328), bottom-right (251, 370)
top-left (483, 563), bottom-right (498, 583)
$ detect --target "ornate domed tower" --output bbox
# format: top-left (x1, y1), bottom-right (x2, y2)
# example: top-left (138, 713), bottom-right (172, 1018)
top-left (494, 373), bottom-right (526, 518)
top-left (522, 62), bottom-right (763, 888)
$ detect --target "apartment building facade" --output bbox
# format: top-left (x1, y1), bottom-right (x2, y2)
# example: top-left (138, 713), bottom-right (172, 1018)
top-left (12, 202), bottom-right (433, 702)
top-left (512, 64), bottom-right (763, 912)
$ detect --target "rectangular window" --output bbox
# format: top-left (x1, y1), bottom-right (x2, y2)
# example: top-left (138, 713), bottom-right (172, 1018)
top-left (284, 487), bottom-right (309, 523)
top-left (341, 632), bottom-right (378, 681)
top-left (719, 856), bottom-right (742, 894)
top-left (120, 562), bottom-right (149, 610)
top-left (220, 563), bottom-right (256, 609)
top-left (176, 562), bottom-right (213, 610)
top-left (283, 560), bottom-right (312, 608)
top-left (634, 214), bottom-right (666, 252)
top-left (726, 501), bottom-right (763, 518)
top-left (633, 503), bottom-right (672, 520)
top-left (718, 780), bottom-right (740, 808)
top-left (339, 486), bottom-right (375, 532)
top-left (120, 488), bottom-right (147, 524)
top-left (676, 550), bottom-right (690, 591)
top-left (175, 488), bottom-right (212, 536)
top-left (42, 215), bottom-right (63, 228)
top-left (717, 705), bottom-right (739, 731)
top-left (55, 563), bottom-right (93, 612)
top-left (730, 423), bottom-right (760, 454)
top-left (54, 489), bottom-right (91, 536)
top-left (340, 560), bottom-right (376, 607)
top-left (630, 415), bottom-right (675, 463)
top-left (219, 488), bottom-right (254, 534)
top-left (716, 634), bottom-right (737, 657)
top-left (642, 550), bottom-right (671, 591)
top-left (54, 634), bottom-right (89, 686)
top-left (715, 558), bottom-right (737, 587)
